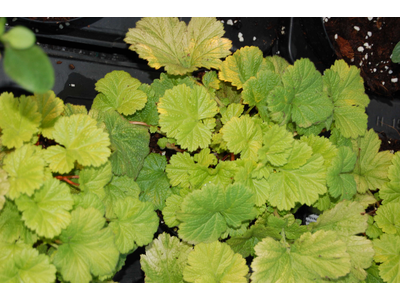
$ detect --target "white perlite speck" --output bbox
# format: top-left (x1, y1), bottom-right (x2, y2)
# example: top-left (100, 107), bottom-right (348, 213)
top-left (238, 32), bottom-right (244, 42)
top-left (227, 19), bottom-right (233, 25)
top-left (69, 84), bottom-right (75, 88)
top-left (358, 46), bottom-right (364, 52)
top-left (391, 78), bottom-right (398, 83)
top-left (253, 36), bottom-right (256, 41)
top-left (389, 70), bottom-right (393, 74)
top-left (368, 31), bottom-right (372, 37)
top-left (354, 26), bottom-right (360, 31)
top-left (382, 81), bottom-right (385, 85)
top-left (368, 17), bottom-right (373, 21)
top-left (334, 34), bottom-right (338, 39)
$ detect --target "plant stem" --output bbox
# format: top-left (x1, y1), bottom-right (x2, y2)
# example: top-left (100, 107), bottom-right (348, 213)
top-left (55, 175), bottom-right (80, 186)
top-left (129, 121), bottom-right (151, 127)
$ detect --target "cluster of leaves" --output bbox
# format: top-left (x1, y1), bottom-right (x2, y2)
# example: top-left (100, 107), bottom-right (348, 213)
top-left (0, 17), bottom-right (54, 93)
top-left (1, 17), bottom-right (399, 283)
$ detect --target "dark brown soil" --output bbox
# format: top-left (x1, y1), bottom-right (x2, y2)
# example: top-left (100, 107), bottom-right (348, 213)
top-left (324, 17), bottom-right (400, 98)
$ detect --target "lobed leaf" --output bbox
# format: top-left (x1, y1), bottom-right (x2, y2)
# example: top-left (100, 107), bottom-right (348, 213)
top-left (323, 60), bottom-right (369, 139)
top-left (177, 183), bottom-right (257, 244)
top-left (351, 129), bottom-right (393, 193)
top-left (78, 161), bottom-right (112, 199)
top-left (0, 169), bottom-right (9, 210)
top-left (0, 247), bottom-right (56, 283)
top-left (102, 110), bottom-right (149, 178)
top-left (124, 17), bottom-right (231, 75)
top-left (251, 230), bottom-right (351, 282)
top-left (31, 90), bottom-right (64, 139)
top-left (44, 114), bottom-right (111, 174)
top-left (221, 115), bottom-right (263, 161)
top-left (258, 124), bottom-right (294, 167)
top-left (326, 146), bottom-right (357, 200)
top-left (15, 177), bottom-right (74, 239)
top-left (380, 151), bottom-right (400, 204)
top-left (268, 153), bottom-right (326, 211)
top-left (92, 70), bottom-right (147, 116)
top-left (141, 232), bottom-right (192, 283)
top-left (183, 241), bottom-right (248, 283)
top-left (219, 46), bottom-right (270, 89)
top-left (109, 197), bottom-right (159, 254)
top-left (375, 202), bottom-right (400, 235)
top-left (158, 84), bottom-right (218, 151)
top-left (373, 234), bottom-right (400, 283)
top-left (53, 207), bottom-right (119, 283)
top-left (103, 175), bottom-right (141, 219)
top-left (3, 144), bottom-right (45, 200)
top-left (0, 92), bottom-right (41, 149)
top-left (136, 153), bottom-right (171, 210)
top-left (267, 58), bottom-right (333, 129)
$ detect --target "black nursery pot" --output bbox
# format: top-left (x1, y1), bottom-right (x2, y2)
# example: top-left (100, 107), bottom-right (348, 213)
top-left (288, 17), bottom-right (400, 141)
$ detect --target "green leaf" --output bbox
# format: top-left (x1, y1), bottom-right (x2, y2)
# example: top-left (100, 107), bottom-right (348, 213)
top-left (109, 197), bottom-right (159, 254)
top-left (380, 151), bottom-right (400, 204)
top-left (221, 115), bottom-right (262, 161)
top-left (267, 58), bottom-right (333, 128)
top-left (234, 159), bottom-right (269, 207)
top-left (219, 46), bottom-right (270, 89)
top-left (1, 26), bottom-right (35, 49)
top-left (63, 103), bottom-right (87, 117)
top-left (365, 262), bottom-right (384, 283)
top-left (166, 152), bottom-right (196, 188)
top-left (3, 144), bottom-right (45, 200)
top-left (141, 232), bottom-right (192, 283)
top-left (0, 247), bottom-right (56, 283)
top-left (340, 235), bottom-right (374, 281)
top-left (31, 91), bottom-right (64, 139)
top-left (177, 183), bottom-right (257, 244)
top-left (226, 223), bottom-right (270, 258)
top-left (126, 83), bottom-right (159, 126)
top-left (0, 169), bottom-right (10, 210)
top-left (103, 175), bottom-right (141, 219)
top-left (251, 230), bottom-right (351, 282)
top-left (300, 134), bottom-right (338, 168)
top-left (323, 60), bottom-right (369, 138)
top-left (73, 192), bottom-right (105, 215)
top-left (264, 55), bottom-right (290, 74)
top-left (158, 84), bottom-right (218, 152)
top-left (0, 92), bottom-right (41, 149)
top-left (15, 177), bottom-right (74, 239)
top-left (392, 41), bottom-right (400, 63)
top-left (92, 70), bottom-right (147, 116)
top-left (43, 114), bottom-right (111, 174)
top-left (326, 146), bottom-right (357, 200)
top-left (258, 124), bottom-right (294, 167)
top-left (53, 207), bottom-right (119, 283)
top-left (202, 70), bottom-right (220, 91)
top-left (242, 70), bottom-right (281, 109)
top-left (0, 17), bottom-right (5, 36)
top-left (268, 153), bottom-right (327, 211)
top-left (183, 241), bottom-right (248, 283)
top-left (366, 215), bottom-right (383, 239)
top-left (373, 233), bottom-right (400, 283)
top-left (3, 45), bottom-right (54, 93)
top-left (102, 110), bottom-right (149, 178)
top-left (136, 153), bottom-right (171, 210)
top-left (312, 200), bottom-right (368, 236)
top-left (0, 201), bottom-right (37, 245)
top-left (78, 161), bottom-right (112, 199)
top-left (352, 129), bottom-right (393, 193)
top-left (220, 103), bottom-right (244, 125)
top-left (124, 17), bottom-right (231, 75)
top-left (163, 194), bottom-right (184, 228)
top-left (375, 202), bottom-right (400, 235)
